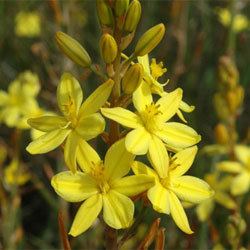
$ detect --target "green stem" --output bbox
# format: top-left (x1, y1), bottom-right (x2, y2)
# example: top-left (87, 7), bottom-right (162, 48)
top-left (31, 176), bottom-right (58, 211)
top-left (90, 64), bottom-right (108, 80)
top-left (226, 0), bottom-right (236, 58)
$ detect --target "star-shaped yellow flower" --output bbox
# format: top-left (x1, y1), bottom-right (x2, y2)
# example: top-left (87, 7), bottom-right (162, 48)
top-left (15, 11), bottom-right (41, 37)
top-left (51, 139), bottom-right (154, 236)
top-left (101, 81), bottom-right (200, 178)
top-left (4, 158), bottom-right (31, 186)
top-left (217, 145), bottom-right (250, 196)
top-left (196, 173), bottom-right (236, 222)
top-left (26, 73), bottom-right (114, 172)
top-left (138, 54), bottom-right (195, 122)
top-left (132, 146), bottom-right (214, 234)
top-left (0, 71), bottom-right (40, 128)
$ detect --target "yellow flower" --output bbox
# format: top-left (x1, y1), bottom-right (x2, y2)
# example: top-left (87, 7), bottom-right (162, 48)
top-left (132, 146), bottom-right (214, 234)
top-left (101, 81), bottom-right (200, 178)
top-left (217, 145), bottom-right (250, 196)
top-left (4, 158), bottom-right (31, 186)
top-left (138, 54), bottom-right (195, 122)
top-left (216, 8), bottom-right (249, 33)
top-left (26, 73), bottom-right (114, 173)
top-left (51, 139), bottom-right (154, 236)
top-left (15, 11), bottom-right (41, 37)
top-left (0, 71), bottom-right (40, 128)
top-left (196, 173), bottom-right (236, 222)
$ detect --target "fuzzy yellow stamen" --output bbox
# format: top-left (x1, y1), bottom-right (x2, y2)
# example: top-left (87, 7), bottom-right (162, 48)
top-left (150, 58), bottom-right (167, 80)
top-left (140, 103), bottom-right (162, 132)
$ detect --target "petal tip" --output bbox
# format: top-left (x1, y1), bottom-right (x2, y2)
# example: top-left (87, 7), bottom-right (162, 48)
top-left (68, 229), bottom-right (78, 237)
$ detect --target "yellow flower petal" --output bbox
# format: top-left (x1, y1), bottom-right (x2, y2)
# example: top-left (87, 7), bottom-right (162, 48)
top-left (77, 140), bottom-right (101, 173)
top-left (0, 90), bottom-right (8, 105)
top-left (51, 171), bottom-right (98, 202)
top-left (132, 161), bottom-right (159, 180)
top-left (101, 107), bottom-right (142, 129)
top-left (125, 127), bottom-right (151, 155)
top-left (111, 175), bottom-right (154, 196)
top-left (214, 191), bottom-right (236, 209)
top-left (156, 122), bottom-right (201, 149)
top-left (69, 194), bottom-right (102, 236)
top-left (216, 161), bottom-right (243, 173)
top-left (26, 129), bottom-right (70, 154)
top-left (57, 73), bottom-right (83, 117)
top-left (234, 145), bottom-right (250, 166)
top-left (169, 191), bottom-right (193, 234)
top-left (27, 115), bottom-right (69, 132)
top-left (75, 113), bottom-right (105, 140)
top-left (217, 175), bottom-right (234, 190)
top-left (104, 138), bottom-right (135, 181)
top-left (132, 81), bottom-right (152, 112)
top-left (148, 135), bottom-right (169, 178)
top-left (138, 55), bottom-right (150, 74)
top-left (176, 110), bottom-right (187, 123)
top-left (156, 88), bottom-right (182, 122)
top-left (103, 190), bottom-right (134, 229)
top-left (20, 71), bottom-right (40, 97)
top-left (64, 132), bottom-right (80, 173)
top-left (147, 182), bottom-right (170, 214)
top-left (231, 172), bottom-right (250, 196)
top-left (79, 79), bottom-right (114, 117)
top-left (196, 199), bottom-right (214, 222)
top-left (3, 107), bottom-right (19, 127)
top-left (179, 101), bottom-right (195, 113)
top-left (170, 146), bottom-right (198, 177)
top-left (172, 176), bottom-right (214, 203)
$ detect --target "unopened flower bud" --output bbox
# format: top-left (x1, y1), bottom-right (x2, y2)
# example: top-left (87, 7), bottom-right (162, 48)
top-left (96, 0), bottom-right (114, 27)
top-left (99, 34), bottom-right (118, 64)
top-left (218, 56), bottom-right (239, 89)
top-left (124, 0), bottom-right (141, 32)
top-left (134, 23), bottom-right (165, 56)
top-left (226, 90), bottom-right (240, 114)
top-left (122, 63), bottom-right (143, 94)
top-left (55, 31), bottom-right (91, 67)
top-left (214, 123), bottom-right (229, 144)
top-left (235, 85), bottom-right (244, 109)
top-left (213, 93), bottom-right (230, 121)
top-left (115, 0), bottom-right (129, 17)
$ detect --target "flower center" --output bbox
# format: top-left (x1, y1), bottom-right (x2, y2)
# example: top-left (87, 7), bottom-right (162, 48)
top-left (61, 95), bottom-right (79, 128)
top-left (160, 176), bottom-right (171, 188)
top-left (90, 162), bottom-right (110, 194)
top-left (160, 174), bottom-right (180, 190)
top-left (140, 103), bottom-right (162, 133)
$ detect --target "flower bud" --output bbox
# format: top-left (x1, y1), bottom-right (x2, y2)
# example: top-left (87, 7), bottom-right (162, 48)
top-left (115, 0), bottom-right (129, 17)
top-left (235, 85), bottom-right (244, 109)
top-left (124, 0), bottom-right (141, 32)
top-left (122, 63), bottom-right (143, 94)
top-left (218, 56), bottom-right (239, 90)
top-left (213, 93), bottom-right (230, 121)
top-left (134, 23), bottom-right (165, 56)
top-left (226, 90), bottom-right (238, 114)
top-left (214, 123), bottom-right (229, 144)
top-left (96, 0), bottom-right (114, 27)
top-left (99, 34), bottom-right (118, 64)
top-left (55, 31), bottom-right (91, 67)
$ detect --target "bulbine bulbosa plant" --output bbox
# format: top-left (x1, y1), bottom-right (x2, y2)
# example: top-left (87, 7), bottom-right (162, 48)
top-left (26, 0), bottom-right (213, 249)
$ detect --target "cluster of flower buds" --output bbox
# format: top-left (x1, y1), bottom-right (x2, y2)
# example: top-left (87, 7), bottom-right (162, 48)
top-left (214, 55), bottom-right (244, 121)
